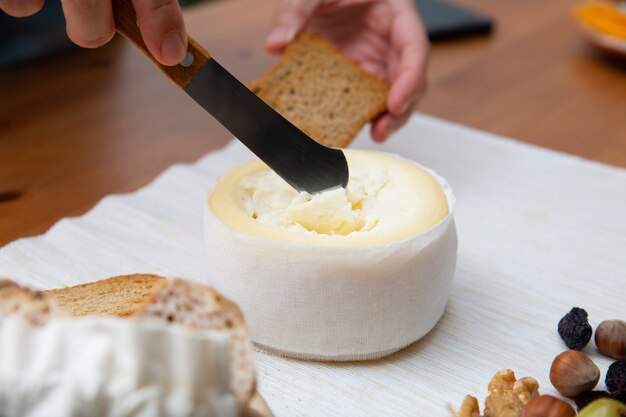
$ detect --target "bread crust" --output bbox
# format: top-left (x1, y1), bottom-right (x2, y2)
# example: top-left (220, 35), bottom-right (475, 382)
top-left (0, 278), bottom-right (64, 325)
top-left (43, 275), bottom-right (258, 412)
top-left (45, 274), bottom-right (167, 316)
top-left (249, 32), bottom-right (389, 148)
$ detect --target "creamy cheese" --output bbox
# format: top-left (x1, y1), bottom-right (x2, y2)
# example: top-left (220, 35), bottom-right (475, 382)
top-left (209, 150), bottom-right (449, 247)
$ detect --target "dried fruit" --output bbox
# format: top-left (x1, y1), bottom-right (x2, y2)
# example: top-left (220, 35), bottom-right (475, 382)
top-left (596, 320), bottom-right (626, 360)
top-left (550, 350), bottom-right (600, 397)
top-left (576, 398), bottom-right (626, 417)
top-left (606, 361), bottom-right (626, 394)
top-left (558, 307), bottom-right (592, 350)
top-left (484, 369), bottom-right (539, 417)
top-left (521, 395), bottom-right (575, 417)
top-left (575, 391), bottom-right (612, 411)
top-left (575, 390), bottom-right (626, 412)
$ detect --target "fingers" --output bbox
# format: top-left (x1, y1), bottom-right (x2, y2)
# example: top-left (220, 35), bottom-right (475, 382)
top-left (371, 0), bottom-right (428, 141)
top-left (132, 0), bottom-right (187, 66)
top-left (371, 97), bottom-right (418, 142)
top-left (386, 0), bottom-right (429, 117)
top-left (265, 0), bottom-right (321, 54)
top-left (60, 0), bottom-right (186, 66)
top-left (0, 0), bottom-right (44, 17)
top-left (60, 0), bottom-right (115, 48)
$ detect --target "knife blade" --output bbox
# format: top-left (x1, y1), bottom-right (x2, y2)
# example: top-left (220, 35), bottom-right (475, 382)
top-left (112, 0), bottom-right (349, 194)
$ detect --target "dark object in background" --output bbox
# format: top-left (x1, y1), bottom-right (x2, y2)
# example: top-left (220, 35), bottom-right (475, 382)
top-left (0, 0), bottom-right (74, 67)
top-left (1, 0), bottom-right (490, 67)
top-left (415, 0), bottom-right (493, 41)
top-left (558, 307), bottom-right (593, 350)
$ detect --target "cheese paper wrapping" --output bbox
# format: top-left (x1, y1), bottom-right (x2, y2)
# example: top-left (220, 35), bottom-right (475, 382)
top-left (204, 162), bottom-right (457, 361)
top-left (0, 317), bottom-right (237, 417)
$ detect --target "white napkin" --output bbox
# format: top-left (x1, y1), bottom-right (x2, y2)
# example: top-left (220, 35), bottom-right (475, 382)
top-left (1, 114), bottom-right (625, 416)
top-left (0, 317), bottom-right (236, 417)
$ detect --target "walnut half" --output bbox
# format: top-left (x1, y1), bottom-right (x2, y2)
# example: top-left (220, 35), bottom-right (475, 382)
top-left (456, 370), bottom-right (540, 417)
top-left (484, 370), bottom-right (539, 417)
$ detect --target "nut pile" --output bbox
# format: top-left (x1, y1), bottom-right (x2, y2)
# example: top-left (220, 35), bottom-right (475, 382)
top-left (552, 309), bottom-right (626, 413)
top-left (454, 309), bottom-right (625, 417)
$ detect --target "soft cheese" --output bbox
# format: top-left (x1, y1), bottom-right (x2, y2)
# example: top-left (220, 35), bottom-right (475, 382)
top-left (209, 150), bottom-right (449, 246)
top-left (204, 149), bottom-right (457, 360)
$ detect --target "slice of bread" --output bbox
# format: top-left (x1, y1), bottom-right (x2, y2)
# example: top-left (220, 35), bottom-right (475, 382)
top-left (1, 276), bottom-right (263, 414)
top-left (248, 32), bottom-right (389, 148)
top-left (44, 275), bottom-right (258, 413)
top-left (45, 274), bottom-right (167, 317)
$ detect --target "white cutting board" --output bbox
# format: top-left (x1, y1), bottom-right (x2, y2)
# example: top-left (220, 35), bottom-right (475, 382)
top-left (1, 114), bottom-right (624, 416)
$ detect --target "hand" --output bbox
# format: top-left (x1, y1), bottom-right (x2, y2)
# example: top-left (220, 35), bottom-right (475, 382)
top-left (266, 0), bottom-right (429, 142)
top-left (0, 0), bottom-right (187, 66)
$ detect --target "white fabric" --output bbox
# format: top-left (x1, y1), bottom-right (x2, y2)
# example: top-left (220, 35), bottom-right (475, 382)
top-left (0, 317), bottom-right (237, 417)
top-left (204, 165), bottom-right (457, 360)
top-left (1, 114), bottom-right (625, 415)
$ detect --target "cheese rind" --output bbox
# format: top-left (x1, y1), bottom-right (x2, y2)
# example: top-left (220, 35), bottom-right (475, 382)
top-left (204, 151), bottom-right (457, 361)
top-left (209, 150), bottom-right (449, 247)
top-left (0, 317), bottom-right (237, 417)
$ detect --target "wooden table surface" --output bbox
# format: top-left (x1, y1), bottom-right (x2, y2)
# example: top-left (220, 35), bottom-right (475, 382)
top-left (1, 0), bottom-right (626, 247)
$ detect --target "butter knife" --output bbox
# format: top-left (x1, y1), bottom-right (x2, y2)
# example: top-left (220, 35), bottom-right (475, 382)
top-left (112, 0), bottom-right (349, 194)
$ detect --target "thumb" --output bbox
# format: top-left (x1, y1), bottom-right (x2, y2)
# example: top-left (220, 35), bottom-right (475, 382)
top-left (266, 0), bottom-right (321, 54)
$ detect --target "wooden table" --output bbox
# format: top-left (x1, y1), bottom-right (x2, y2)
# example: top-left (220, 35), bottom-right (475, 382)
top-left (2, 0), bottom-right (626, 247)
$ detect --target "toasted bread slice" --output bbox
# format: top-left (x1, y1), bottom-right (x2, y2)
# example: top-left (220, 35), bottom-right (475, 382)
top-left (44, 275), bottom-right (257, 411)
top-left (248, 32), bottom-right (388, 148)
top-left (45, 274), bottom-right (167, 317)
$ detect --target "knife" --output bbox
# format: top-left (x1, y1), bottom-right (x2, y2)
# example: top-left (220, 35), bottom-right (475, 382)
top-left (112, 0), bottom-right (349, 194)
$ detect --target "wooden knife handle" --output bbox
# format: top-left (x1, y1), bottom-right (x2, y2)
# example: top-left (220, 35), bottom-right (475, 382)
top-left (111, 0), bottom-right (210, 88)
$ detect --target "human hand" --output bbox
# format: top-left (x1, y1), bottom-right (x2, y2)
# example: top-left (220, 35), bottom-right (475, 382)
top-left (0, 0), bottom-right (187, 66)
top-left (266, 0), bottom-right (429, 142)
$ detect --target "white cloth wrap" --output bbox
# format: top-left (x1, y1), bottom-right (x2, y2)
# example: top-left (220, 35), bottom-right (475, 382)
top-left (0, 317), bottom-right (237, 417)
top-left (203, 165), bottom-right (457, 361)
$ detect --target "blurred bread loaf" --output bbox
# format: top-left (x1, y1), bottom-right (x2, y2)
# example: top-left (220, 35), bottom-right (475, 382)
top-left (0, 275), bottom-right (263, 415)
top-left (45, 275), bottom-right (256, 408)
top-left (249, 32), bottom-right (388, 148)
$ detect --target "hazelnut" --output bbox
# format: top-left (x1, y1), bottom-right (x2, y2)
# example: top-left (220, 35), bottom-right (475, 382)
top-left (521, 395), bottom-right (576, 417)
top-left (550, 350), bottom-right (600, 397)
top-left (595, 320), bottom-right (626, 360)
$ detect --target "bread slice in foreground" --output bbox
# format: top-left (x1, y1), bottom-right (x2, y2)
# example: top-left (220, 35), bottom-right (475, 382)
top-left (2, 275), bottom-right (269, 415)
top-left (248, 32), bottom-right (389, 148)
top-left (43, 275), bottom-right (257, 410)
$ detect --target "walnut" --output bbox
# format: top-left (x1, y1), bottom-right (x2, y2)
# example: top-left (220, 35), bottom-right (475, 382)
top-left (455, 370), bottom-right (540, 417)
top-left (484, 370), bottom-right (539, 417)
top-left (458, 395), bottom-right (481, 417)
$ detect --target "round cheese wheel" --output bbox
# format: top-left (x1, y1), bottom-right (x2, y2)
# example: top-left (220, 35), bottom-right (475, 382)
top-left (204, 150), bottom-right (457, 360)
